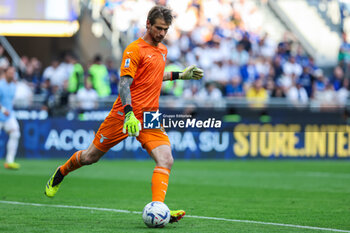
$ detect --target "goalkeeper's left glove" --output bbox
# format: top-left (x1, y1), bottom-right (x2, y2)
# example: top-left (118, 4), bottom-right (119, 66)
top-left (123, 105), bottom-right (142, 137)
top-left (180, 65), bottom-right (204, 80)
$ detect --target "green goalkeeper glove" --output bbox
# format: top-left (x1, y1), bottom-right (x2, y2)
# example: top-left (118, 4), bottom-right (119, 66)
top-left (123, 111), bottom-right (142, 137)
top-left (180, 65), bottom-right (204, 80)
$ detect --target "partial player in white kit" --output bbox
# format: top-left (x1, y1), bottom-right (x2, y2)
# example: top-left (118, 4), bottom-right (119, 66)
top-left (0, 66), bottom-right (21, 169)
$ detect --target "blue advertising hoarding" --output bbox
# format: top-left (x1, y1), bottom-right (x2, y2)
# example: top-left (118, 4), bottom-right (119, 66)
top-left (1, 115), bottom-right (349, 159)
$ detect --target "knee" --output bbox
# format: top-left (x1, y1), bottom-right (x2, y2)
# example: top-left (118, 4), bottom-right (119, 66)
top-left (80, 150), bottom-right (100, 165)
top-left (159, 152), bottom-right (174, 169)
top-left (166, 154), bottom-right (174, 168)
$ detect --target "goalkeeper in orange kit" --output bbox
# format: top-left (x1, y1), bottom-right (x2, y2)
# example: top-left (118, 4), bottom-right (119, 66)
top-left (44, 5), bottom-right (203, 223)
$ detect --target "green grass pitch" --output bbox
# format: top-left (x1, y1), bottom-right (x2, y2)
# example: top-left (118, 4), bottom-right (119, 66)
top-left (0, 159), bottom-right (349, 233)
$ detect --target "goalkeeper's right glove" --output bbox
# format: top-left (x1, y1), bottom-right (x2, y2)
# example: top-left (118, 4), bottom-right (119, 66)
top-left (179, 65), bottom-right (204, 80)
top-left (122, 105), bottom-right (142, 137)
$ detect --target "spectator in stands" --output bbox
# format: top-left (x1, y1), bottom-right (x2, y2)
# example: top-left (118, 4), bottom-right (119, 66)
top-left (256, 33), bottom-right (276, 58)
top-left (43, 58), bottom-right (68, 89)
top-left (67, 55), bottom-right (84, 94)
top-left (42, 80), bottom-right (69, 117)
top-left (39, 79), bottom-right (51, 101)
top-left (331, 66), bottom-right (345, 91)
top-left (166, 39), bottom-right (182, 62)
top-left (196, 82), bottom-right (223, 103)
top-left (76, 80), bottom-right (99, 111)
top-left (240, 58), bottom-right (259, 90)
top-left (272, 55), bottom-right (284, 80)
top-left (14, 80), bottom-right (33, 108)
top-left (265, 78), bottom-right (275, 97)
top-left (19, 55), bottom-right (29, 74)
top-left (256, 57), bottom-right (271, 78)
top-left (338, 32), bottom-right (350, 75)
top-left (337, 78), bottom-right (349, 107)
top-left (246, 78), bottom-right (268, 107)
top-left (183, 83), bottom-right (200, 100)
top-left (225, 76), bottom-right (244, 97)
top-left (283, 56), bottom-right (302, 77)
top-left (277, 72), bottom-right (292, 91)
top-left (271, 82), bottom-right (286, 98)
top-left (315, 82), bottom-right (338, 109)
top-left (276, 41), bottom-right (289, 60)
top-left (21, 57), bottom-right (42, 94)
top-left (88, 55), bottom-right (111, 98)
top-left (207, 60), bottom-right (230, 86)
top-left (192, 43), bottom-right (214, 70)
top-left (299, 66), bottom-right (313, 97)
top-left (106, 58), bottom-right (119, 95)
top-left (312, 69), bottom-right (327, 98)
top-left (286, 80), bottom-right (309, 107)
top-left (60, 52), bottom-right (75, 84)
top-left (295, 45), bottom-right (309, 67)
top-left (178, 32), bottom-right (192, 54)
top-left (339, 1), bottom-right (347, 31)
top-left (277, 32), bottom-right (295, 59)
top-left (228, 60), bottom-right (241, 80)
top-left (238, 32), bottom-right (252, 53)
top-left (231, 43), bottom-right (249, 66)
top-left (306, 56), bottom-right (318, 72)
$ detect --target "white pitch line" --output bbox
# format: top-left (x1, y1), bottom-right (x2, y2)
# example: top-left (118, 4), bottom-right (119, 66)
top-left (185, 215), bottom-right (350, 233)
top-left (1, 200), bottom-right (349, 233)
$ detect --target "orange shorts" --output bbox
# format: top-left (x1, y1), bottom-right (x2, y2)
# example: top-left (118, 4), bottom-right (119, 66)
top-left (93, 113), bottom-right (170, 154)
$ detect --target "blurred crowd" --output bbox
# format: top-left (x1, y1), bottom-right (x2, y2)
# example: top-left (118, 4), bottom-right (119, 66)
top-left (0, 0), bottom-right (349, 116)
top-left (0, 45), bottom-right (115, 115)
top-left (102, 0), bottom-right (350, 108)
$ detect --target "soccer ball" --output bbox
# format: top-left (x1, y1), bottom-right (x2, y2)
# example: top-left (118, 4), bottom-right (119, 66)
top-left (142, 201), bottom-right (170, 228)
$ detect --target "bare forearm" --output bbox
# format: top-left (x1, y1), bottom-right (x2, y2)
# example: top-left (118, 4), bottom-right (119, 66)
top-left (163, 72), bottom-right (172, 81)
top-left (118, 76), bottom-right (133, 106)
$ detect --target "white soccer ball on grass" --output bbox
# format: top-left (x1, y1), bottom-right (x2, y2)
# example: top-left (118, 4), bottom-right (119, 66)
top-left (142, 201), bottom-right (171, 228)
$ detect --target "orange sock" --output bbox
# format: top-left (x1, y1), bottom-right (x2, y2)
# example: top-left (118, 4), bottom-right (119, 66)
top-left (60, 151), bottom-right (83, 176)
top-left (151, 166), bottom-right (171, 202)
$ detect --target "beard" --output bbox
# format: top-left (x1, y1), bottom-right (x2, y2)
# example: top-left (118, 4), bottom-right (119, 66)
top-left (152, 35), bottom-right (163, 43)
top-left (150, 30), bottom-right (164, 43)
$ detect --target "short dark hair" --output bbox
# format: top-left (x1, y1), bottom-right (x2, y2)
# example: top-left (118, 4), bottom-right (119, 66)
top-left (147, 5), bottom-right (173, 25)
top-left (94, 54), bottom-right (102, 63)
